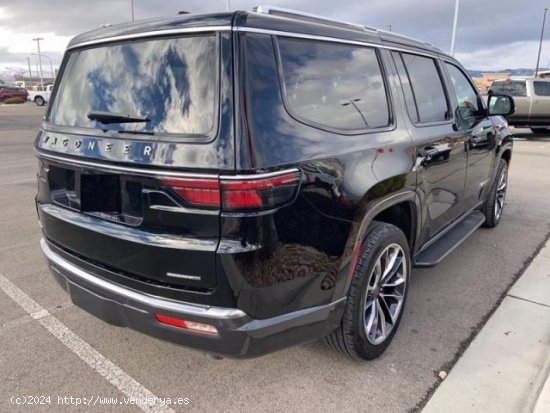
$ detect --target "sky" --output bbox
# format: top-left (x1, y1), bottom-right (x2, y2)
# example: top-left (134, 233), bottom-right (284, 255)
top-left (0, 0), bottom-right (549, 75)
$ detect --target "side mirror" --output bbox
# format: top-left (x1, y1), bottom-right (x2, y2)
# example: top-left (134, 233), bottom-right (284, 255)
top-left (487, 94), bottom-right (515, 117)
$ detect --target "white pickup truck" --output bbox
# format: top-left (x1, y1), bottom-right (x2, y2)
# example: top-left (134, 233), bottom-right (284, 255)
top-left (27, 85), bottom-right (53, 106)
top-left (489, 78), bottom-right (550, 134)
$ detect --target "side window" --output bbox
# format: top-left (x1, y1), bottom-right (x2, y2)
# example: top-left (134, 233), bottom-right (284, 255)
top-left (445, 63), bottom-right (481, 130)
top-left (392, 52), bottom-right (419, 123)
top-left (489, 81), bottom-right (527, 97)
top-left (277, 37), bottom-right (390, 132)
top-left (533, 81), bottom-right (550, 96)
top-left (400, 53), bottom-right (449, 123)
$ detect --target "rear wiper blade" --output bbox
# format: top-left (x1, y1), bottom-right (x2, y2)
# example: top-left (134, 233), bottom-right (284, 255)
top-left (87, 111), bottom-right (150, 124)
top-left (117, 129), bottom-right (156, 136)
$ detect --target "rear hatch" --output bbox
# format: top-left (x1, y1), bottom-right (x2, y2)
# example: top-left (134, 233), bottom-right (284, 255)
top-left (36, 28), bottom-right (234, 297)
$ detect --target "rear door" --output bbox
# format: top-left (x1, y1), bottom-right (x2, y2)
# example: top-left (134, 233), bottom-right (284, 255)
top-left (392, 52), bottom-right (468, 242)
top-left (443, 62), bottom-right (496, 210)
top-left (36, 31), bottom-right (235, 294)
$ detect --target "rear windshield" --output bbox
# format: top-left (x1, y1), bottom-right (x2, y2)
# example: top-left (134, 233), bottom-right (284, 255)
top-left (489, 80), bottom-right (526, 97)
top-left (49, 35), bottom-right (218, 136)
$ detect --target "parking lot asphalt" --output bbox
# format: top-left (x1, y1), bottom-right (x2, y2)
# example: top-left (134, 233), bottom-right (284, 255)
top-left (1, 103), bottom-right (549, 413)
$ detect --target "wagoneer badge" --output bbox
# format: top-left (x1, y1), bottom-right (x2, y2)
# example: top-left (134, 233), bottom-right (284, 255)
top-left (40, 133), bottom-right (154, 159)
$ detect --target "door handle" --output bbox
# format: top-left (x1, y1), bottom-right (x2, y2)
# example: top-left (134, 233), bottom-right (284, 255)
top-left (418, 147), bottom-right (439, 158)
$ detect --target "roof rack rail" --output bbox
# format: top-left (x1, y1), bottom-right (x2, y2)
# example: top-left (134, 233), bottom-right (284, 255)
top-left (254, 5), bottom-right (366, 31)
top-left (253, 5), bottom-right (441, 52)
top-left (377, 29), bottom-right (440, 51)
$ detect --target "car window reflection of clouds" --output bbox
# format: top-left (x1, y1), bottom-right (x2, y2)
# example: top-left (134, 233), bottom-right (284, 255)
top-left (50, 36), bottom-right (217, 136)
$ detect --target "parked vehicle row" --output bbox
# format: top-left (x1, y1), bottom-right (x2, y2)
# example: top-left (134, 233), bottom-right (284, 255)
top-left (34, 7), bottom-right (515, 360)
top-left (0, 84), bottom-right (53, 105)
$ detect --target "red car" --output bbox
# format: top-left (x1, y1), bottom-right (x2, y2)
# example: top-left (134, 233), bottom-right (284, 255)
top-left (0, 86), bottom-right (28, 102)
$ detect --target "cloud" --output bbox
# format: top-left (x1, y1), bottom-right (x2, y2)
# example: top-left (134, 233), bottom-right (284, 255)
top-left (0, 0), bottom-right (549, 71)
top-left (455, 41), bottom-right (545, 71)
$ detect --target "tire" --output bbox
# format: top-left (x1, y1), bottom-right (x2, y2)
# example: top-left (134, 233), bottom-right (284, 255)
top-left (34, 96), bottom-right (45, 106)
top-left (530, 128), bottom-right (549, 135)
top-left (325, 222), bottom-right (410, 360)
top-left (482, 158), bottom-right (508, 228)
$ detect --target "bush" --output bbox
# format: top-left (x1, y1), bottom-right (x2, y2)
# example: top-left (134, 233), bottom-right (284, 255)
top-left (3, 97), bottom-right (26, 104)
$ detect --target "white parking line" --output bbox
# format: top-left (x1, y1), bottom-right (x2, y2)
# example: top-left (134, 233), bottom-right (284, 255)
top-left (0, 178), bottom-right (37, 186)
top-left (0, 272), bottom-right (176, 413)
top-left (0, 300), bottom-right (73, 334)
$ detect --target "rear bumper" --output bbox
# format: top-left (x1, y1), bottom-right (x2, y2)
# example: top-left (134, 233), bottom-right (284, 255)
top-left (40, 238), bottom-right (345, 357)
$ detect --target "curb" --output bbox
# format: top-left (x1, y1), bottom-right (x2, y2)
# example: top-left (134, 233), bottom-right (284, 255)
top-left (422, 240), bottom-right (550, 413)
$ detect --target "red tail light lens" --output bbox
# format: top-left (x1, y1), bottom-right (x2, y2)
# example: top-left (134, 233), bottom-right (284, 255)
top-left (221, 171), bottom-right (302, 210)
top-left (160, 177), bottom-right (220, 207)
top-left (161, 170), bottom-right (301, 211)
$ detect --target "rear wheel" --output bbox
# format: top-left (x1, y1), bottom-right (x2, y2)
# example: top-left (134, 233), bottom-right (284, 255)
top-left (325, 222), bottom-right (410, 360)
top-left (482, 158), bottom-right (508, 228)
top-left (34, 96), bottom-right (45, 106)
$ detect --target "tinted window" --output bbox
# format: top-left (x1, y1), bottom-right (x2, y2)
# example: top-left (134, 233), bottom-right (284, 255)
top-left (392, 52), bottom-right (419, 123)
top-left (49, 35), bottom-right (217, 135)
top-left (445, 63), bottom-right (481, 130)
top-left (277, 37), bottom-right (390, 131)
top-left (400, 54), bottom-right (448, 123)
top-left (489, 80), bottom-right (526, 97)
top-left (533, 81), bottom-right (550, 96)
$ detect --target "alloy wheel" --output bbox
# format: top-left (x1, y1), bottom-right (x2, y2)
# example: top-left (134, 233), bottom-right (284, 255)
top-left (363, 243), bottom-right (408, 345)
top-left (494, 165), bottom-right (508, 221)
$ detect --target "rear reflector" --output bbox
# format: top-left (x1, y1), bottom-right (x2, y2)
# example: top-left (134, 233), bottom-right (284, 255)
top-left (154, 313), bottom-right (219, 336)
top-left (161, 170), bottom-right (301, 211)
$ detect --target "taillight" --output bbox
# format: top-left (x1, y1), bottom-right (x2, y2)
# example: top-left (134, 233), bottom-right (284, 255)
top-left (160, 177), bottom-right (220, 208)
top-left (161, 170), bottom-right (301, 211)
top-left (221, 171), bottom-right (301, 210)
top-left (154, 313), bottom-right (219, 336)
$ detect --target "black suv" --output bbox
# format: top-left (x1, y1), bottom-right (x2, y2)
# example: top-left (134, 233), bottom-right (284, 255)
top-left (35, 7), bottom-right (515, 360)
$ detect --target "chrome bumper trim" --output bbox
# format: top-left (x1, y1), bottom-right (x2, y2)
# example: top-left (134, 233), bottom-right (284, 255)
top-left (39, 203), bottom-right (218, 252)
top-left (40, 238), bottom-right (247, 319)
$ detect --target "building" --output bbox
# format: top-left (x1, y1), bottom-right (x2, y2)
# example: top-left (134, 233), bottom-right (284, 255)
top-left (13, 74), bottom-right (55, 90)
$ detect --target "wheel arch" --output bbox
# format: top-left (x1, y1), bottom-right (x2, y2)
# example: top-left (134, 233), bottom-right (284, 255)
top-left (342, 190), bottom-right (419, 289)
top-left (501, 147), bottom-right (512, 165)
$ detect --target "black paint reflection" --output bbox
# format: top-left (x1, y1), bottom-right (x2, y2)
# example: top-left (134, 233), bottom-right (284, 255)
top-left (232, 196), bottom-right (349, 290)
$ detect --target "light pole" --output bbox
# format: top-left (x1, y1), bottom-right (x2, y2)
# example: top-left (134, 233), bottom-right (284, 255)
top-left (32, 53), bottom-right (54, 80)
top-left (131, 0), bottom-right (135, 21)
top-left (342, 98), bottom-right (369, 128)
top-left (227, 0), bottom-right (231, 11)
top-left (450, 0), bottom-right (460, 56)
top-left (32, 37), bottom-right (44, 89)
top-left (35, 62), bottom-right (40, 88)
top-left (535, 8), bottom-right (548, 78)
top-left (26, 57), bottom-right (33, 89)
